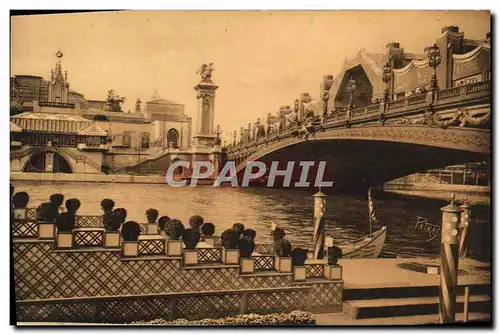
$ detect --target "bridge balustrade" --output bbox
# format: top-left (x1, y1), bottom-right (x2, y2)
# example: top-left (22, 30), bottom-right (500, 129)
top-left (407, 94), bottom-right (427, 105)
top-left (438, 86), bottom-right (462, 99)
top-left (366, 103), bottom-right (381, 113)
top-left (465, 80), bottom-right (490, 95)
top-left (351, 107), bottom-right (366, 117)
top-left (227, 80), bottom-right (490, 154)
top-left (386, 99), bottom-right (406, 109)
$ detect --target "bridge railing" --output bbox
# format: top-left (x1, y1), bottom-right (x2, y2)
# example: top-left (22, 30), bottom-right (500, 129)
top-left (407, 93), bottom-right (427, 105)
top-left (226, 80), bottom-right (490, 154)
top-left (438, 86), bottom-right (462, 100)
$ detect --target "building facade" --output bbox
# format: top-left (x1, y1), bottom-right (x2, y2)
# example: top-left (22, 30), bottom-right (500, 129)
top-left (10, 51), bottom-right (221, 176)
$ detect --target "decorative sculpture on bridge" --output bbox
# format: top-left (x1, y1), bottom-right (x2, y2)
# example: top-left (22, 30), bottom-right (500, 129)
top-left (196, 63), bottom-right (215, 82)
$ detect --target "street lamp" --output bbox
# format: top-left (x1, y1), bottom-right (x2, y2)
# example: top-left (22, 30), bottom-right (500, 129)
top-left (247, 122), bottom-right (252, 142)
top-left (233, 130), bottom-right (237, 146)
top-left (425, 43), bottom-right (442, 100)
top-left (240, 127), bottom-right (244, 144)
top-left (382, 62), bottom-right (392, 103)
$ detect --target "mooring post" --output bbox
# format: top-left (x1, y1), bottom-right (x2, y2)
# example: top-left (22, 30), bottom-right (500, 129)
top-left (459, 199), bottom-right (471, 258)
top-left (312, 188), bottom-right (327, 259)
top-left (439, 193), bottom-right (463, 324)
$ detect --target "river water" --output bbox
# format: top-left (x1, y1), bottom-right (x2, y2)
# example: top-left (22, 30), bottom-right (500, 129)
top-left (11, 181), bottom-right (491, 262)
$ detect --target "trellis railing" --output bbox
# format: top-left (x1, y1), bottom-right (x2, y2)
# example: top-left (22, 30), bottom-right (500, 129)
top-left (16, 287), bottom-right (312, 324)
top-left (138, 223), bottom-right (148, 234)
top-left (73, 228), bottom-right (104, 248)
top-left (213, 236), bottom-right (222, 247)
top-left (254, 243), bottom-right (275, 255)
top-left (75, 215), bottom-right (103, 228)
top-left (138, 238), bottom-right (165, 255)
top-left (12, 220), bottom-right (38, 238)
top-left (253, 255), bottom-right (275, 271)
top-left (198, 247), bottom-right (222, 263)
top-left (306, 264), bottom-right (324, 278)
top-left (26, 208), bottom-right (37, 221)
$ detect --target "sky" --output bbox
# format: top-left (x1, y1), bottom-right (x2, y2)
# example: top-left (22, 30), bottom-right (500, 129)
top-left (11, 10), bottom-right (490, 141)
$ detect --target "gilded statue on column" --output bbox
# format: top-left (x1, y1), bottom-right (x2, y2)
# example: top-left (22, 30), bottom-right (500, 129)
top-left (196, 63), bottom-right (215, 81)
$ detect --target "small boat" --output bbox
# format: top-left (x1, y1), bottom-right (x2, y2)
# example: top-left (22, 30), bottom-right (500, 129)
top-left (339, 188), bottom-right (387, 259)
top-left (340, 226), bottom-right (387, 259)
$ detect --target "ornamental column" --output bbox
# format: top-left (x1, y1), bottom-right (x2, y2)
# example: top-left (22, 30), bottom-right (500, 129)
top-left (193, 63), bottom-right (218, 149)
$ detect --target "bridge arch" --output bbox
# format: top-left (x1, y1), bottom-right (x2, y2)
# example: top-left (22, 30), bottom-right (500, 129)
top-left (23, 149), bottom-right (74, 173)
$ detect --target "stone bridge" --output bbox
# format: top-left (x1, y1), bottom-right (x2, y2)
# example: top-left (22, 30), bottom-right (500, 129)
top-left (224, 80), bottom-right (491, 190)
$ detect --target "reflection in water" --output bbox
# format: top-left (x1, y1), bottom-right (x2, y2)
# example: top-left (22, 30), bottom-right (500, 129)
top-left (11, 181), bottom-right (491, 262)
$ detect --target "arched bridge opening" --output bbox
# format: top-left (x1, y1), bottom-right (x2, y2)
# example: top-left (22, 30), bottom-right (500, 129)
top-left (232, 138), bottom-right (488, 192)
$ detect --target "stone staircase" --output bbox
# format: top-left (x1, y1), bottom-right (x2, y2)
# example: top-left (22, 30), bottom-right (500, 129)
top-left (342, 283), bottom-right (491, 323)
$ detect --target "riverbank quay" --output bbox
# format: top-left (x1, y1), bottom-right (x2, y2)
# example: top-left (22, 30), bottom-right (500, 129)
top-left (383, 183), bottom-right (490, 205)
top-left (11, 171), bottom-right (166, 184)
top-left (10, 172), bottom-right (213, 185)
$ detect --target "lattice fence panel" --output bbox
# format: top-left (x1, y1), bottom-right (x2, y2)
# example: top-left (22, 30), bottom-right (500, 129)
top-left (138, 224), bottom-right (148, 234)
top-left (16, 302), bottom-right (94, 323)
top-left (138, 239), bottom-right (165, 255)
top-left (309, 282), bottom-right (342, 313)
top-left (73, 230), bottom-right (104, 248)
top-left (97, 298), bottom-right (172, 323)
top-left (75, 216), bottom-right (103, 228)
top-left (213, 237), bottom-right (222, 247)
top-left (248, 290), bottom-right (308, 315)
top-left (26, 208), bottom-right (37, 221)
top-left (14, 242), bottom-right (298, 301)
top-left (306, 264), bottom-right (324, 278)
top-left (12, 221), bottom-right (38, 238)
top-left (198, 248), bottom-right (221, 263)
top-left (253, 255), bottom-right (274, 271)
top-left (176, 294), bottom-right (240, 320)
top-left (254, 243), bottom-right (274, 255)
